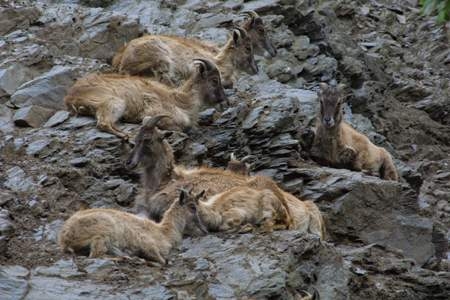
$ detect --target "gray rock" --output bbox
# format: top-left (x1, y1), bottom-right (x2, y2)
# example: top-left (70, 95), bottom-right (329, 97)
top-left (189, 142), bottom-right (208, 158)
top-left (26, 276), bottom-right (127, 300)
top-left (0, 6), bottom-right (41, 35)
top-left (43, 110), bottom-right (70, 127)
top-left (0, 265), bottom-right (29, 300)
top-left (294, 166), bottom-right (434, 265)
top-left (78, 14), bottom-right (142, 60)
top-left (240, 79), bottom-right (317, 132)
top-left (291, 35), bottom-right (319, 60)
top-left (62, 116), bottom-right (96, 129)
top-left (33, 219), bottom-right (64, 243)
top-left (34, 259), bottom-right (83, 279)
top-left (26, 139), bottom-right (51, 156)
top-left (69, 157), bottom-right (90, 167)
top-left (0, 209), bottom-right (14, 237)
top-left (83, 259), bottom-right (116, 274)
top-left (114, 181), bottom-right (135, 205)
top-left (35, 4), bottom-right (143, 60)
top-left (11, 66), bottom-right (79, 110)
top-left (266, 60), bottom-right (296, 83)
top-left (0, 64), bottom-right (38, 97)
top-left (241, 0), bottom-right (282, 13)
top-left (0, 104), bottom-right (14, 134)
top-left (4, 166), bottom-right (36, 193)
top-left (302, 55), bottom-right (338, 81)
top-left (13, 105), bottom-right (55, 128)
top-left (0, 191), bottom-right (15, 206)
top-left (198, 108), bottom-right (217, 125)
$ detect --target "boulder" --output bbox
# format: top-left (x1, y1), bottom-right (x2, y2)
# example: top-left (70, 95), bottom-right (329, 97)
top-left (0, 266), bottom-right (29, 300)
top-left (10, 66), bottom-right (79, 110)
top-left (13, 105), bottom-right (54, 128)
top-left (0, 6), bottom-right (41, 35)
top-left (290, 166), bottom-right (434, 265)
top-left (36, 5), bottom-right (143, 60)
top-left (0, 64), bottom-right (38, 97)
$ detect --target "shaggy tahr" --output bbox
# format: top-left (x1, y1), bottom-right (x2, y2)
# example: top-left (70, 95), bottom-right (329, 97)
top-left (112, 26), bottom-right (258, 88)
top-left (58, 190), bottom-right (207, 264)
top-left (64, 59), bottom-right (226, 140)
top-left (310, 83), bottom-right (398, 181)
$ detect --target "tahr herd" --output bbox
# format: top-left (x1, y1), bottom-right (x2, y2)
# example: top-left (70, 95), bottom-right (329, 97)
top-left (58, 12), bottom-right (399, 292)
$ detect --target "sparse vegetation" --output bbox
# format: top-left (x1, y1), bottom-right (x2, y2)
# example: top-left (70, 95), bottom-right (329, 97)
top-left (420, 0), bottom-right (450, 23)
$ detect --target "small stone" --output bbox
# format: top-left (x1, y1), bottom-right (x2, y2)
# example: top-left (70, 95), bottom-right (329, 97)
top-left (190, 142), bottom-right (207, 157)
top-left (13, 105), bottom-right (55, 128)
top-left (33, 220), bottom-right (64, 242)
top-left (26, 139), bottom-right (51, 156)
top-left (115, 182), bottom-right (135, 205)
top-left (4, 166), bottom-right (35, 193)
top-left (0, 209), bottom-right (14, 237)
top-left (266, 60), bottom-right (295, 83)
top-left (198, 108), bottom-right (217, 125)
top-left (69, 157), bottom-right (90, 167)
top-left (43, 111), bottom-right (70, 128)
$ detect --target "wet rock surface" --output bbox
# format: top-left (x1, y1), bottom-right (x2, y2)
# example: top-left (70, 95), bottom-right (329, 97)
top-left (0, 0), bottom-right (449, 299)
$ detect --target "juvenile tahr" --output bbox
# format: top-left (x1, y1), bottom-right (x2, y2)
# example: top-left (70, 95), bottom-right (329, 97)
top-left (222, 155), bottom-right (325, 238)
top-left (310, 83), bottom-right (398, 181)
top-left (64, 59), bottom-right (226, 140)
top-left (112, 27), bottom-right (258, 88)
top-left (58, 189), bottom-right (207, 264)
top-left (194, 186), bottom-right (292, 233)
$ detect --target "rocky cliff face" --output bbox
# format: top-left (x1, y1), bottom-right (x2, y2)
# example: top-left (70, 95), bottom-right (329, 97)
top-left (0, 0), bottom-right (449, 299)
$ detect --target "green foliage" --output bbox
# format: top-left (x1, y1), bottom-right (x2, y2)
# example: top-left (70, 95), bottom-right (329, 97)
top-left (420, 0), bottom-right (450, 23)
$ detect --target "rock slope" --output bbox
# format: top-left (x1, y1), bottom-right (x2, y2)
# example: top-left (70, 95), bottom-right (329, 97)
top-left (0, 0), bottom-right (449, 299)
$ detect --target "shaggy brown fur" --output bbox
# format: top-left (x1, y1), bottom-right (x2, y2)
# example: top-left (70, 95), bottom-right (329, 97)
top-left (195, 186), bottom-right (291, 233)
top-left (310, 83), bottom-right (399, 181)
top-left (283, 192), bottom-right (326, 239)
top-left (111, 27), bottom-right (257, 88)
top-left (58, 190), bottom-right (206, 264)
top-left (64, 59), bottom-right (226, 139)
top-left (148, 170), bottom-right (325, 238)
